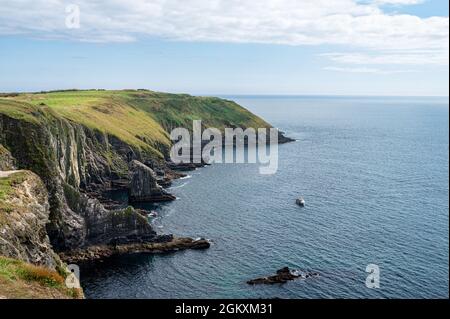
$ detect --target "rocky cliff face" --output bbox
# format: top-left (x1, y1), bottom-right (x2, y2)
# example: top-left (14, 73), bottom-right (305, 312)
top-left (0, 144), bottom-right (15, 170)
top-left (64, 182), bottom-right (157, 245)
top-left (0, 170), bottom-right (61, 268)
top-left (0, 113), bottom-right (161, 252)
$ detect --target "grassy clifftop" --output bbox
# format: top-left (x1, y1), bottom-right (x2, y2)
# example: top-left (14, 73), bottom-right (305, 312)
top-left (0, 89), bottom-right (271, 158)
top-left (0, 256), bottom-right (82, 299)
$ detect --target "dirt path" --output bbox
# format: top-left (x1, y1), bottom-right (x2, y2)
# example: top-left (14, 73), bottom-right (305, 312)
top-left (0, 170), bottom-right (23, 178)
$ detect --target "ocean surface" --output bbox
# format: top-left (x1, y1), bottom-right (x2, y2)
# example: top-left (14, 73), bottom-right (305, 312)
top-left (81, 96), bottom-right (449, 299)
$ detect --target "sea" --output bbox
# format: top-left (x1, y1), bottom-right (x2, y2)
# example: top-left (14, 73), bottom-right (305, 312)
top-left (80, 96), bottom-right (449, 299)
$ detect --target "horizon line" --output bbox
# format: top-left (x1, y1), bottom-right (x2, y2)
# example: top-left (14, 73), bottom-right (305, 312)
top-left (213, 93), bottom-right (450, 98)
top-left (0, 88), bottom-right (448, 99)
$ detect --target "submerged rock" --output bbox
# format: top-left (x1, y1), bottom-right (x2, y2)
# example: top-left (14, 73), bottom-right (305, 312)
top-left (247, 267), bottom-right (319, 285)
top-left (128, 160), bottom-right (176, 203)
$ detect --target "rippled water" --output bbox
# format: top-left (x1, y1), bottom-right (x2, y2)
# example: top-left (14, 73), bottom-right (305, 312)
top-left (82, 96), bottom-right (449, 299)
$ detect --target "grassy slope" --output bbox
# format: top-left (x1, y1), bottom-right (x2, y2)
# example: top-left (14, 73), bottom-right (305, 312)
top-left (0, 256), bottom-right (82, 299)
top-left (0, 90), bottom-right (271, 158)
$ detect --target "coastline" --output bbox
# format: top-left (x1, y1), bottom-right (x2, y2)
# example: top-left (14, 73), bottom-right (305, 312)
top-left (0, 89), bottom-right (295, 298)
top-left (65, 132), bottom-right (294, 264)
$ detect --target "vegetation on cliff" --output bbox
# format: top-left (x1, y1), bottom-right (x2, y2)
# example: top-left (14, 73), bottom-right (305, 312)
top-left (0, 256), bottom-right (82, 299)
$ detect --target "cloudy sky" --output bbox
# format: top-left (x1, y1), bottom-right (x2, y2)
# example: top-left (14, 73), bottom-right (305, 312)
top-left (0, 0), bottom-right (448, 95)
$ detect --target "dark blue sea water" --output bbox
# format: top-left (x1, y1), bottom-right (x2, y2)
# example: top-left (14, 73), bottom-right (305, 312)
top-left (81, 96), bottom-right (449, 299)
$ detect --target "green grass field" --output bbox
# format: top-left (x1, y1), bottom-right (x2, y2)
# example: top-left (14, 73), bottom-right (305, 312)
top-left (0, 89), bottom-right (271, 157)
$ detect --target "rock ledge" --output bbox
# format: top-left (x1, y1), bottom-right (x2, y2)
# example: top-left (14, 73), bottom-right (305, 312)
top-left (59, 236), bottom-right (210, 263)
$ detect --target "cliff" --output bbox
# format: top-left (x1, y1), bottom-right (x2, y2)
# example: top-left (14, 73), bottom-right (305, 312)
top-left (0, 170), bottom-right (60, 267)
top-left (0, 110), bottom-right (160, 251)
top-left (0, 171), bottom-right (82, 299)
top-left (0, 89), bottom-right (287, 288)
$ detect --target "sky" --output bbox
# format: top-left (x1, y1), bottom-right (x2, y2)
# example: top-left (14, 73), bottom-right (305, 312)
top-left (0, 0), bottom-right (448, 96)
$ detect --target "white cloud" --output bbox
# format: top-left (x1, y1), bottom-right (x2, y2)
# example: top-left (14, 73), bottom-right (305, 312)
top-left (372, 0), bottom-right (424, 5)
top-left (323, 66), bottom-right (415, 74)
top-left (0, 0), bottom-right (447, 67)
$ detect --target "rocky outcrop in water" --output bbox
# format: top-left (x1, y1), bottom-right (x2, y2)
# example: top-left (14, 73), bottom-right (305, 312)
top-left (128, 160), bottom-right (176, 202)
top-left (277, 131), bottom-right (296, 144)
top-left (247, 267), bottom-right (319, 285)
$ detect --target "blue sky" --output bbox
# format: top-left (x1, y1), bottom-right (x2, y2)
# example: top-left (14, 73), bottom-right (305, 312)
top-left (0, 0), bottom-right (448, 96)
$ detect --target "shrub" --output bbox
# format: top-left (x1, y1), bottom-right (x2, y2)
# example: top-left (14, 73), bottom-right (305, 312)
top-left (17, 264), bottom-right (65, 288)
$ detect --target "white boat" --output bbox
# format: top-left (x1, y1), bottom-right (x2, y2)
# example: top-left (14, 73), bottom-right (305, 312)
top-left (296, 197), bottom-right (305, 207)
